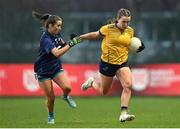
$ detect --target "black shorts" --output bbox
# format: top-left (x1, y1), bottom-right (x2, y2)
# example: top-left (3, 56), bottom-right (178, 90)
top-left (99, 60), bottom-right (128, 77)
top-left (34, 69), bottom-right (64, 82)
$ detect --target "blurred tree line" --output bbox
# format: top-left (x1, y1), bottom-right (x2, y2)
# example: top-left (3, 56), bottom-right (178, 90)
top-left (0, 0), bottom-right (180, 65)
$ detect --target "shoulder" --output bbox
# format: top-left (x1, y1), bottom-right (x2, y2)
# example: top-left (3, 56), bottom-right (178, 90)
top-left (125, 26), bottom-right (134, 37)
top-left (126, 26), bottom-right (134, 33)
top-left (40, 32), bottom-right (52, 42)
top-left (100, 23), bottom-right (116, 32)
top-left (103, 23), bottom-right (116, 29)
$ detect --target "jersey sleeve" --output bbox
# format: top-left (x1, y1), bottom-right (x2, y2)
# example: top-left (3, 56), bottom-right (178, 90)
top-left (127, 27), bottom-right (134, 38)
top-left (118, 27), bottom-right (134, 46)
top-left (42, 38), bottom-right (55, 54)
top-left (129, 29), bottom-right (134, 38)
top-left (99, 25), bottom-right (108, 36)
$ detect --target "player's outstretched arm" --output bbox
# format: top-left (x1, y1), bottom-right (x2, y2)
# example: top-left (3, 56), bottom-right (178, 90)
top-left (51, 36), bottom-right (81, 57)
top-left (80, 31), bottom-right (100, 40)
top-left (68, 34), bottom-right (82, 47)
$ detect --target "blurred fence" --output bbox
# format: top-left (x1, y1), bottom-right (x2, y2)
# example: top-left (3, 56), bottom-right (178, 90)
top-left (0, 0), bottom-right (180, 65)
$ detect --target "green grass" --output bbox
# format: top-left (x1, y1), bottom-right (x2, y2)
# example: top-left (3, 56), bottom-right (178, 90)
top-left (0, 96), bottom-right (180, 128)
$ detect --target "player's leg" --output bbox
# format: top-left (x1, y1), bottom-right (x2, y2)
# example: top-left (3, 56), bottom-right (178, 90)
top-left (82, 60), bottom-right (114, 95)
top-left (82, 73), bottom-right (113, 95)
top-left (53, 71), bottom-right (76, 108)
top-left (38, 79), bottom-right (55, 124)
top-left (116, 67), bottom-right (135, 122)
top-left (95, 73), bottom-right (114, 95)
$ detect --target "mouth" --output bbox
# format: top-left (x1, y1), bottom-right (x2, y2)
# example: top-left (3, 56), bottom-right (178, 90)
top-left (123, 26), bottom-right (127, 29)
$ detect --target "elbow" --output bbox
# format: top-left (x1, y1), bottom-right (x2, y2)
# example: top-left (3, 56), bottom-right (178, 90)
top-left (51, 46), bottom-right (69, 57)
top-left (52, 50), bottom-right (63, 57)
top-left (54, 50), bottom-right (66, 57)
top-left (53, 52), bottom-right (60, 57)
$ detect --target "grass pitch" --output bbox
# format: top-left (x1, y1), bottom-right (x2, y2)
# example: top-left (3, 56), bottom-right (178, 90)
top-left (0, 96), bottom-right (180, 128)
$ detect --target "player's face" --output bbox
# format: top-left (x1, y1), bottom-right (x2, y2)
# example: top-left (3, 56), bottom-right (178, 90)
top-left (49, 20), bottom-right (62, 35)
top-left (117, 16), bottom-right (131, 30)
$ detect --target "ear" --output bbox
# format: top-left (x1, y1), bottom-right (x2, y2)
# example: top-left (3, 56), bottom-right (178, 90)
top-left (48, 23), bottom-right (53, 28)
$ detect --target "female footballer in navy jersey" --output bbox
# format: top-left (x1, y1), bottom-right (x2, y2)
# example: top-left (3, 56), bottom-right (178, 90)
top-left (32, 11), bottom-right (80, 124)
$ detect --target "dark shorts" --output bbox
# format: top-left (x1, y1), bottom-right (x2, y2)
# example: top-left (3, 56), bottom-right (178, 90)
top-left (35, 69), bottom-right (64, 82)
top-left (99, 60), bottom-right (128, 77)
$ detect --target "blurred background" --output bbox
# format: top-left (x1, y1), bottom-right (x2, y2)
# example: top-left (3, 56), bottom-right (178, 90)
top-left (0, 0), bottom-right (180, 65)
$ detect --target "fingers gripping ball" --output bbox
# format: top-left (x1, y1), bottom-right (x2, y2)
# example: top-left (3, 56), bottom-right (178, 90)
top-left (137, 42), bottom-right (145, 53)
top-left (129, 37), bottom-right (145, 53)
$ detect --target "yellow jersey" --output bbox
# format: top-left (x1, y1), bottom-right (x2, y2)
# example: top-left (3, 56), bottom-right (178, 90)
top-left (99, 23), bottom-right (134, 65)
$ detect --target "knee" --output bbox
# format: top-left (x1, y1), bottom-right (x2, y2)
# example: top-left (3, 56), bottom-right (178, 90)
top-left (123, 87), bottom-right (132, 94)
top-left (122, 81), bottom-right (132, 92)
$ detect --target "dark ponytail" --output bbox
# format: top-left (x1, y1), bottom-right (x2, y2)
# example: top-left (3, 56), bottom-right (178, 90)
top-left (32, 11), bottom-right (62, 29)
top-left (32, 11), bottom-right (50, 24)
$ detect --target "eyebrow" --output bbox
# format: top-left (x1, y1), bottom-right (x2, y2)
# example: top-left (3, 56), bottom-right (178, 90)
top-left (122, 20), bottom-right (130, 22)
top-left (57, 23), bottom-right (62, 26)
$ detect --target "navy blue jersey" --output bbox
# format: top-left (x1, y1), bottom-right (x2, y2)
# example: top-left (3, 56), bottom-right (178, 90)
top-left (34, 31), bottom-right (65, 76)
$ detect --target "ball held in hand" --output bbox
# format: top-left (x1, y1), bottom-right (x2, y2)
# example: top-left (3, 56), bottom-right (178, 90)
top-left (129, 37), bottom-right (142, 53)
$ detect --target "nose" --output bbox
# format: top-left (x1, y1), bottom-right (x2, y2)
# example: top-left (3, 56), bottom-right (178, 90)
top-left (125, 22), bottom-right (128, 26)
top-left (123, 23), bottom-right (128, 28)
top-left (58, 27), bottom-right (61, 32)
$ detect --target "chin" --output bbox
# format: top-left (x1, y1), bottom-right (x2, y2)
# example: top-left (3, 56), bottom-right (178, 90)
top-left (123, 26), bottom-right (127, 29)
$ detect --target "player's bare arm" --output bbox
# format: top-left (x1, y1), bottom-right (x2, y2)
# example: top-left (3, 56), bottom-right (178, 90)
top-left (51, 45), bottom-right (70, 57)
top-left (80, 31), bottom-right (100, 40)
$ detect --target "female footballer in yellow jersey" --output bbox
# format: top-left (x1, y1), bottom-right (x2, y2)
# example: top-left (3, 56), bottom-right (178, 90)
top-left (79, 8), bottom-right (144, 122)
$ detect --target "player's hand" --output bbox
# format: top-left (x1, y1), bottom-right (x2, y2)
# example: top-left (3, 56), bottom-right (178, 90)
top-left (137, 42), bottom-right (145, 53)
top-left (70, 33), bottom-right (77, 40)
top-left (68, 34), bottom-right (81, 47)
